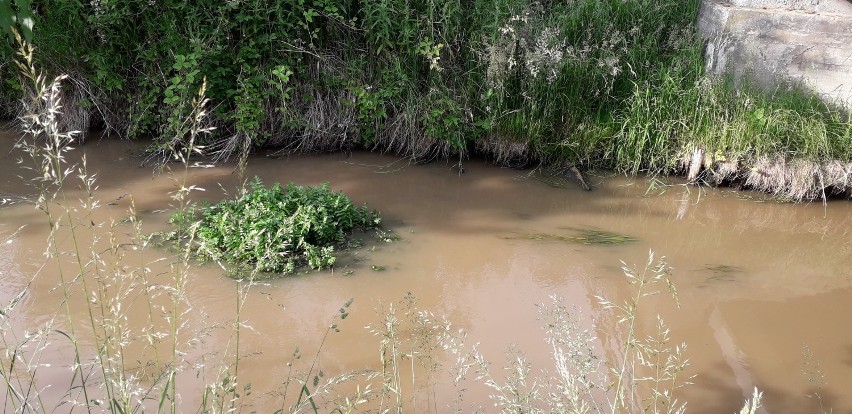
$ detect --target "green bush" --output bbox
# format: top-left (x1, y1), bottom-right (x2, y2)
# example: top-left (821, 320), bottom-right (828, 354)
top-left (17, 0), bottom-right (701, 154)
top-left (185, 178), bottom-right (380, 274)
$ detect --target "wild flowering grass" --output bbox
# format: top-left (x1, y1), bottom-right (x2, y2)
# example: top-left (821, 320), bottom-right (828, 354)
top-left (429, 252), bottom-right (693, 413)
top-left (3, 32), bottom-right (245, 413)
top-left (360, 252), bottom-right (764, 414)
top-left (8, 30), bottom-right (176, 413)
top-left (3, 33), bottom-right (384, 414)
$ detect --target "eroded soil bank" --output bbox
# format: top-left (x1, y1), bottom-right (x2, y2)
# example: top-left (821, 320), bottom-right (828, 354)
top-left (2, 129), bottom-right (852, 413)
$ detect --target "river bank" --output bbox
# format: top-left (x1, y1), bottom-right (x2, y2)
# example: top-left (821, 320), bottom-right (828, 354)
top-left (2, 0), bottom-right (850, 201)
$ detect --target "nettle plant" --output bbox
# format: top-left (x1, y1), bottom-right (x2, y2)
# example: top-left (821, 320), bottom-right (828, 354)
top-left (179, 178), bottom-right (381, 275)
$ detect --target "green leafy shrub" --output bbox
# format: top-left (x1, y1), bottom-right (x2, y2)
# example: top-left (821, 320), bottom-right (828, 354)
top-left (187, 178), bottom-right (380, 274)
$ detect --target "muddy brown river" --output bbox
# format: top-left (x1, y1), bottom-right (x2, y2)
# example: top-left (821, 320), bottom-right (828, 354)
top-left (2, 128), bottom-right (852, 413)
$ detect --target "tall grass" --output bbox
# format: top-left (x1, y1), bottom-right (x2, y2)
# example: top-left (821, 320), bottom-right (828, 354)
top-left (4, 32), bottom-right (243, 413)
top-left (357, 252), bottom-right (765, 413)
top-left (3, 33), bottom-right (382, 414)
top-left (421, 252), bottom-right (692, 413)
top-left (613, 71), bottom-right (852, 170)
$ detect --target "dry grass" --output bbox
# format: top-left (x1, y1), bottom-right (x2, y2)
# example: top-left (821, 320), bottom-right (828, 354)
top-left (678, 150), bottom-right (852, 201)
top-left (53, 80), bottom-right (91, 139)
top-left (212, 84), bottom-right (360, 162)
top-left (271, 85), bottom-right (360, 155)
top-left (476, 134), bottom-right (533, 168)
top-left (374, 106), bottom-right (454, 163)
top-left (12, 70), bottom-right (130, 142)
top-left (743, 156), bottom-right (852, 201)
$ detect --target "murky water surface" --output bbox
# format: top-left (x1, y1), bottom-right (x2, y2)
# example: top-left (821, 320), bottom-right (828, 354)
top-left (2, 129), bottom-right (852, 413)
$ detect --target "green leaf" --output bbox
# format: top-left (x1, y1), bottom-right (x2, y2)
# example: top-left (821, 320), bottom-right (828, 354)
top-left (13, 0), bottom-right (33, 40)
top-left (0, 0), bottom-right (14, 38)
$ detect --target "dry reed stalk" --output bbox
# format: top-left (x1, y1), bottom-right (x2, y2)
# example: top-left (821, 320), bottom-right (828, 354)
top-left (287, 87), bottom-right (359, 153)
top-left (374, 108), bottom-right (453, 163)
top-left (475, 134), bottom-right (532, 168)
top-left (679, 149), bottom-right (852, 201)
top-left (742, 156), bottom-right (852, 201)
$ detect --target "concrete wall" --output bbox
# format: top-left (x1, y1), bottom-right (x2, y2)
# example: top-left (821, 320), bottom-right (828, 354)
top-left (697, 0), bottom-right (852, 109)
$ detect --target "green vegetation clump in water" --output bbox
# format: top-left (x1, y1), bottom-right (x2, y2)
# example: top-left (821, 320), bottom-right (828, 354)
top-left (184, 178), bottom-right (381, 274)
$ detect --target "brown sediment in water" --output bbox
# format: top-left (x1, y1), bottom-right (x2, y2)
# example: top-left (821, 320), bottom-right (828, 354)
top-left (502, 226), bottom-right (636, 245)
top-left (1, 127), bottom-right (852, 413)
